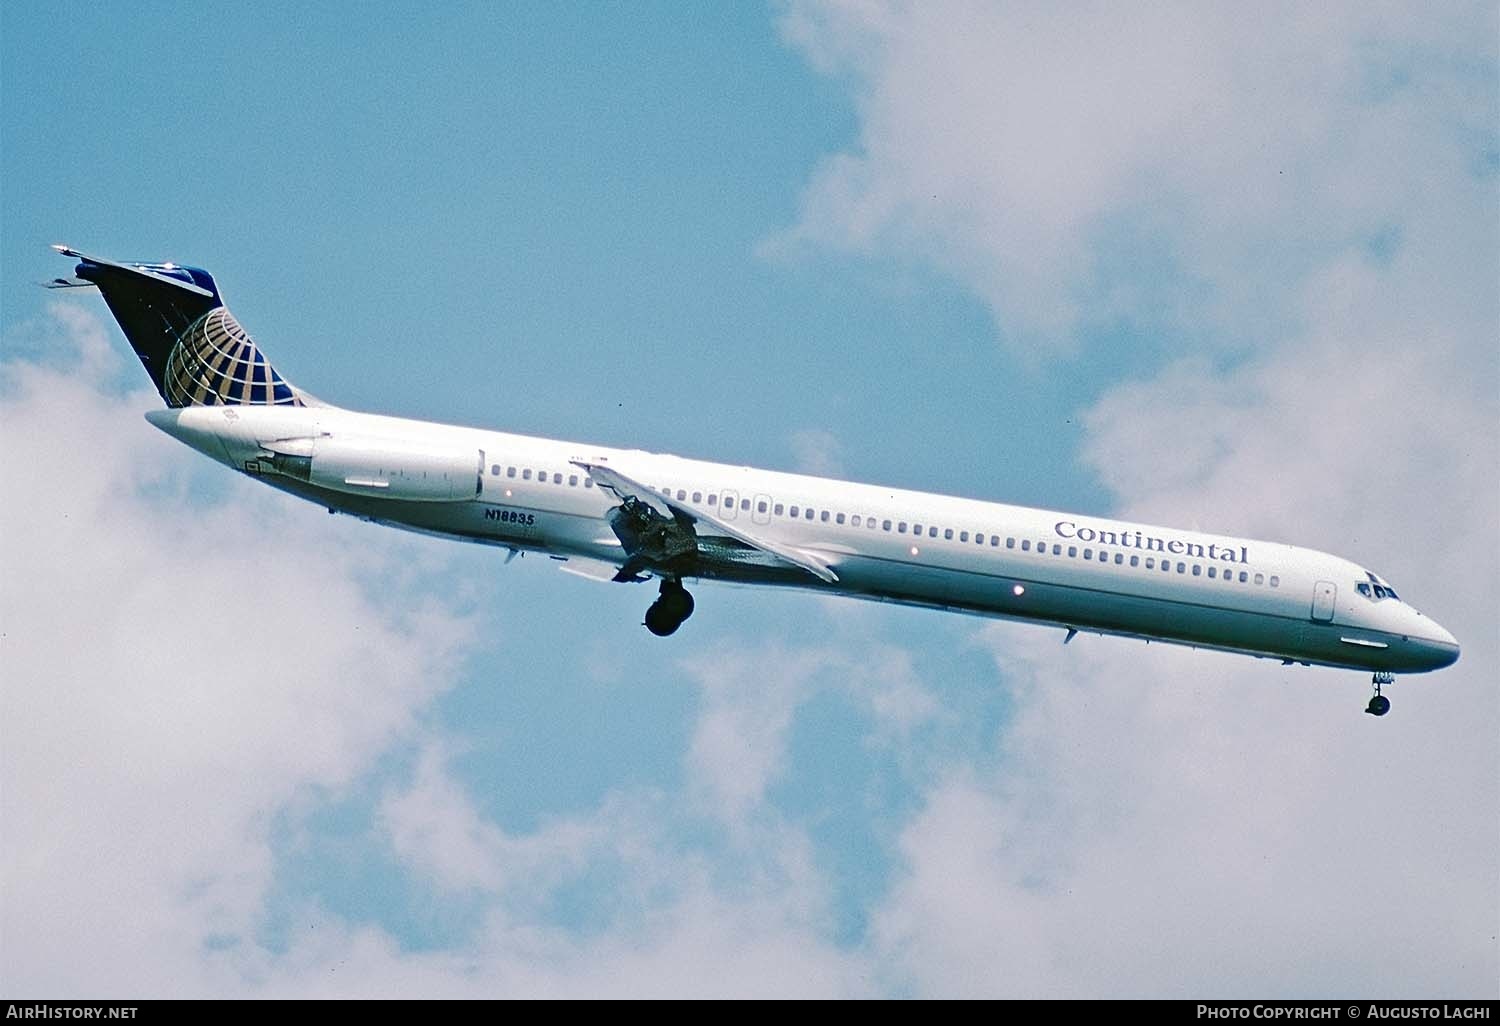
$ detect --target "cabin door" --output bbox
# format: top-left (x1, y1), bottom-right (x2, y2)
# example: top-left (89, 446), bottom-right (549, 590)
top-left (1311, 580), bottom-right (1337, 622)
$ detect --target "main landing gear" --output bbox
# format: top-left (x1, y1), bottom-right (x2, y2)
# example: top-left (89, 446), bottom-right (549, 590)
top-left (644, 579), bottom-right (695, 637)
top-left (1365, 671), bottom-right (1395, 716)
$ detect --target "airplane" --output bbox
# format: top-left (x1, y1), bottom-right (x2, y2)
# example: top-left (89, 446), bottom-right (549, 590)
top-left (45, 246), bottom-right (1460, 716)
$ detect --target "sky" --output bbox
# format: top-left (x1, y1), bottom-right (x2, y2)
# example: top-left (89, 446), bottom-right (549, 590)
top-left (2, 1), bottom-right (1497, 998)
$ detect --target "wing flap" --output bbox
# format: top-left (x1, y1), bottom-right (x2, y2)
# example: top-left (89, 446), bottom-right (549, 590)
top-left (570, 458), bottom-right (839, 584)
top-left (557, 556), bottom-right (630, 583)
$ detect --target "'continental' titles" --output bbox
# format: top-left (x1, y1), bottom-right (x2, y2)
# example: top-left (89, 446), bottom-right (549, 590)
top-left (1055, 521), bottom-right (1249, 564)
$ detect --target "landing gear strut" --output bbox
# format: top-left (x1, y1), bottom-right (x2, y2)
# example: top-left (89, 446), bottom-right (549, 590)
top-left (644, 579), bottom-right (695, 637)
top-left (1365, 671), bottom-right (1395, 716)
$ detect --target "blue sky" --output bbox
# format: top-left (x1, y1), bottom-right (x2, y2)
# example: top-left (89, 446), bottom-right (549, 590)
top-left (3, 2), bottom-right (1497, 997)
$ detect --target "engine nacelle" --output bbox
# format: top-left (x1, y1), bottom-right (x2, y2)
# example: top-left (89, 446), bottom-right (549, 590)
top-left (261, 435), bottom-right (481, 502)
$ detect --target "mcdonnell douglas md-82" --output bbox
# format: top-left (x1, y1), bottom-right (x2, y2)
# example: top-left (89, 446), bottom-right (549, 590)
top-left (46, 246), bottom-right (1459, 715)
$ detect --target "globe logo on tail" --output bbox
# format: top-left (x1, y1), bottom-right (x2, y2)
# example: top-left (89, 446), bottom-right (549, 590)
top-left (163, 307), bottom-right (304, 408)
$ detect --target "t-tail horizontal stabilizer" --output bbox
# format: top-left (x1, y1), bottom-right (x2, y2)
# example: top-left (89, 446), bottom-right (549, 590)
top-left (48, 245), bottom-right (317, 410)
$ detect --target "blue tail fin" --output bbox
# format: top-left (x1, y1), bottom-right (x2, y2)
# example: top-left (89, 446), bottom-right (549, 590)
top-left (49, 246), bottom-right (308, 408)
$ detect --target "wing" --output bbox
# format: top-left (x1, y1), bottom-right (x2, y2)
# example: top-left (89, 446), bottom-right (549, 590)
top-left (570, 458), bottom-right (839, 584)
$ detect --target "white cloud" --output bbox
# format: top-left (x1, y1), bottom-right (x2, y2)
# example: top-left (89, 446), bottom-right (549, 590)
top-left (775, 1), bottom-right (1498, 352)
top-left (0, 306), bottom-right (885, 998)
top-left (775, 1), bottom-right (1499, 997)
top-left (0, 305), bottom-right (474, 995)
top-left (362, 624), bottom-right (949, 996)
top-left (679, 632), bottom-right (941, 828)
top-left (365, 731), bottom-right (871, 997)
top-left (679, 643), bottom-right (827, 824)
top-left (789, 428), bottom-right (846, 477)
top-left (8, 4), bottom-right (1494, 996)
top-left (878, 620), bottom-right (1497, 996)
top-left (222, 877), bottom-right (870, 998)
top-left (379, 741), bottom-right (604, 896)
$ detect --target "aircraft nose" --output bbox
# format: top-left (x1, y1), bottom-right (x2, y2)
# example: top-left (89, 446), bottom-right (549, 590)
top-left (1415, 622), bottom-right (1460, 671)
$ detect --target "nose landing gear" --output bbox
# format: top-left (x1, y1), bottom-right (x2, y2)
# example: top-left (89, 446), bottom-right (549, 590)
top-left (644, 579), bottom-right (695, 637)
top-left (1365, 671), bottom-right (1395, 716)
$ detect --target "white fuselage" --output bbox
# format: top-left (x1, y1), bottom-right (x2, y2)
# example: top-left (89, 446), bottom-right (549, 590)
top-left (147, 403), bottom-right (1460, 675)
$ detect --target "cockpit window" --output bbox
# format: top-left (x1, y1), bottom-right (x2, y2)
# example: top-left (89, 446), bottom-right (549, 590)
top-left (1357, 579), bottom-right (1401, 602)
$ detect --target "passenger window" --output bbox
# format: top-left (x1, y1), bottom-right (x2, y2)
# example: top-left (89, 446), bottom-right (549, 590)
top-left (584, 479), bottom-right (593, 488)
top-left (693, 491), bottom-right (702, 503)
top-left (990, 536), bottom-right (999, 547)
top-left (913, 524), bottom-right (923, 535)
top-left (555, 473), bottom-right (564, 484)
top-left (1254, 573), bottom-right (1264, 586)
top-left (1052, 544), bottom-right (1061, 555)
top-left (1270, 576), bottom-right (1279, 588)
top-left (741, 499), bottom-right (751, 511)
top-left (1208, 566), bottom-right (1217, 579)
top-left (523, 469), bottom-right (532, 480)
top-left (805, 508), bottom-right (814, 520)
top-left (1192, 564), bottom-right (1201, 576)
top-left (1146, 558), bottom-right (1155, 569)
top-left (1083, 549), bottom-right (1092, 560)
top-left (898, 522), bottom-right (908, 534)
top-left (758, 501), bottom-right (768, 513)
top-left (507, 467), bottom-right (517, 478)
top-left (1068, 546), bottom-right (1077, 558)
top-left (837, 513), bottom-right (846, 525)
top-left (883, 520), bottom-right (892, 531)
top-left (569, 475), bottom-right (578, 487)
top-left (1114, 553), bottom-right (1124, 565)
top-left (852, 515), bottom-right (861, 527)
top-left (708, 494), bottom-right (717, 505)
top-left (678, 489), bottom-right (687, 501)
top-left (944, 528), bottom-right (953, 540)
top-left (820, 510), bottom-right (830, 522)
top-left (790, 506), bottom-right (799, 517)
top-left (490, 464), bottom-right (501, 476)
top-left (775, 504), bottom-right (785, 516)
top-left (1176, 562), bottom-right (1185, 573)
top-left (929, 526), bottom-right (938, 538)
top-left (1021, 540), bottom-right (1031, 552)
top-left (1239, 571), bottom-right (1248, 583)
top-left (1130, 555), bottom-right (1139, 567)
